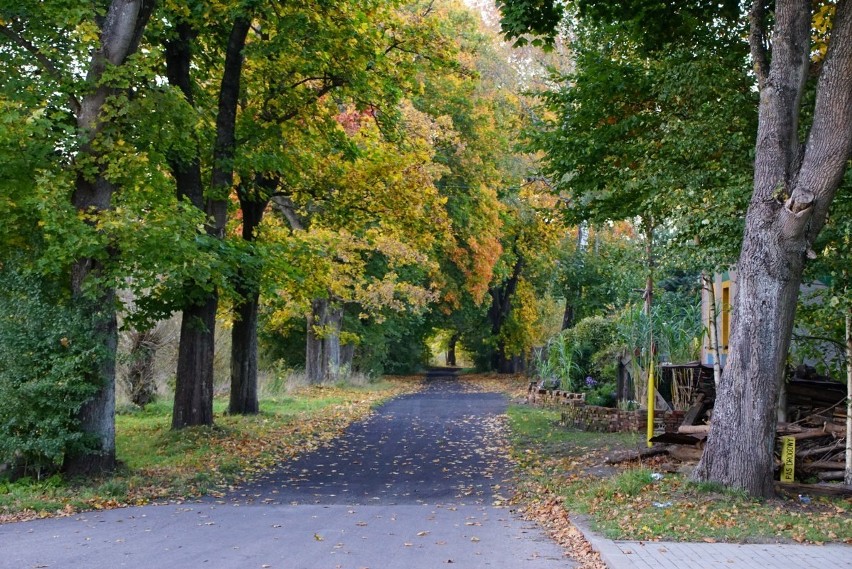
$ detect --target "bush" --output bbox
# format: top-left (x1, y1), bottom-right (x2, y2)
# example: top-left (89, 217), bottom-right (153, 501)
top-left (0, 267), bottom-right (105, 477)
top-left (537, 315), bottom-right (617, 391)
top-left (585, 383), bottom-right (617, 407)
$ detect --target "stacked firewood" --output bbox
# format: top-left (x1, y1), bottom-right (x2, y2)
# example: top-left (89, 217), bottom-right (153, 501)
top-left (661, 398), bottom-right (849, 483)
top-left (777, 414), bottom-right (848, 482)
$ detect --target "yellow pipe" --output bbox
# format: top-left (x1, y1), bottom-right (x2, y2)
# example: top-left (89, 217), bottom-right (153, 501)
top-left (646, 359), bottom-right (655, 448)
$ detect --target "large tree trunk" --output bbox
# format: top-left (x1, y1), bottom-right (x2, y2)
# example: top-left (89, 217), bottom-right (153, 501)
top-left (122, 325), bottom-right (165, 407)
top-left (64, 276), bottom-right (118, 475)
top-left (169, 16), bottom-right (251, 428)
top-left (230, 288), bottom-right (260, 414)
top-left (488, 254), bottom-right (524, 373)
top-left (447, 333), bottom-right (459, 367)
top-left (693, 236), bottom-right (803, 496)
top-left (172, 296), bottom-right (217, 428)
top-left (63, 0), bottom-right (154, 474)
top-left (306, 298), bottom-right (344, 383)
top-left (341, 342), bottom-right (355, 373)
top-left (694, 0), bottom-right (852, 497)
top-left (561, 301), bottom-right (574, 331)
top-left (229, 182), bottom-right (269, 414)
top-left (228, 261), bottom-right (262, 416)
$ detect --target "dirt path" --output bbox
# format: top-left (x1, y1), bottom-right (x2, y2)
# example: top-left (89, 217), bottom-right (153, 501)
top-left (0, 371), bottom-right (571, 568)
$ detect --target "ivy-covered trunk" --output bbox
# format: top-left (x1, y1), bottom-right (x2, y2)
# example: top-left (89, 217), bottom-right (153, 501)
top-left (64, 279), bottom-right (118, 474)
top-left (694, 0), bottom-right (852, 497)
top-left (63, 0), bottom-right (154, 474)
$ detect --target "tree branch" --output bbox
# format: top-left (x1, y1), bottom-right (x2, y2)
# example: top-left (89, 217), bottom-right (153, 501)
top-left (0, 24), bottom-right (81, 115)
top-left (750, 0), bottom-right (811, 203)
top-left (797, 0), bottom-right (852, 245)
top-left (271, 194), bottom-right (307, 231)
top-left (791, 332), bottom-right (846, 350)
top-left (208, 16), bottom-right (251, 235)
top-left (748, 0), bottom-right (769, 90)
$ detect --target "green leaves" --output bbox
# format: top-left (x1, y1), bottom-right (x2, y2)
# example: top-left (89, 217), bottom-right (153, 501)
top-left (0, 263), bottom-right (106, 474)
top-left (526, 16), bottom-right (756, 271)
top-left (495, 0), bottom-right (563, 49)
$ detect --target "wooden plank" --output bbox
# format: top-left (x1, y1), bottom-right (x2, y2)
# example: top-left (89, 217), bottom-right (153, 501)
top-left (681, 394), bottom-right (707, 426)
top-left (797, 441), bottom-right (844, 458)
top-left (649, 433), bottom-right (702, 445)
top-left (804, 460), bottom-right (846, 470)
top-left (668, 446), bottom-right (704, 462)
top-left (678, 424), bottom-right (710, 435)
top-left (788, 429), bottom-right (833, 441)
top-left (604, 446), bottom-right (669, 465)
top-left (775, 481), bottom-right (852, 498)
top-left (816, 471), bottom-right (846, 481)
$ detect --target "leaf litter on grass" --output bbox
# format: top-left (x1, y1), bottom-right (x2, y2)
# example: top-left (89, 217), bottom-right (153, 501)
top-left (0, 378), bottom-right (423, 523)
top-left (503, 399), bottom-right (852, 546)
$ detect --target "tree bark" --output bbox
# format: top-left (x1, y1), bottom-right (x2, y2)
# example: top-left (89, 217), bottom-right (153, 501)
top-left (64, 285), bottom-right (118, 475)
top-left (172, 296), bottom-right (216, 428)
top-left (229, 287), bottom-right (260, 414)
top-left (306, 298), bottom-right (344, 383)
top-left (170, 16), bottom-right (251, 428)
top-left (341, 342), bottom-right (355, 372)
top-left (561, 301), bottom-right (574, 331)
top-left (488, 253), bottom-right (524, 372)
top-left (702, 273), bottom-right (723, 387)
top-left (693, 0), bottom-right (852, 497)
top-left (63, 0), bottom-right (155, 474)
top-left (163, 22), bottom-right (203, 209)
top-left (447, 333), bottom-right (459, 367)
top-left (229, 182), bottom-right (268, 415)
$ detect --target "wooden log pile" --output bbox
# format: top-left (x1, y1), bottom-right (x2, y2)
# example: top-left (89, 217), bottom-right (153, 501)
top-left (777, 418), bottom-right (848, 482)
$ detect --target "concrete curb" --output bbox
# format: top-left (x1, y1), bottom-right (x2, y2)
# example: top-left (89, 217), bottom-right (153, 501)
top-left (570, 515), bottom-right (852, 569)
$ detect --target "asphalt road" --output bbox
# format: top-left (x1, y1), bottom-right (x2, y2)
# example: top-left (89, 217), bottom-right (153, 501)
top-left (0, 371), bottom-right (570, 569)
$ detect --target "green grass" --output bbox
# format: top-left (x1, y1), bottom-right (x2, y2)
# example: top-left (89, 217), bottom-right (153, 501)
top-left (507, 404), bottom-right (852, 544)
top-left (1, 378), bottom-right (419, 522)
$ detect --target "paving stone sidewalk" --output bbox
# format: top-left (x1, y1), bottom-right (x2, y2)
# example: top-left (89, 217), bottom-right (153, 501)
top-left (573, 517), bottom-right (852, 569)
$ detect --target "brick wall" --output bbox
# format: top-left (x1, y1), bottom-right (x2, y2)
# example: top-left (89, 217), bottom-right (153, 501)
top-left (558, 404), bottom-right (684, 433)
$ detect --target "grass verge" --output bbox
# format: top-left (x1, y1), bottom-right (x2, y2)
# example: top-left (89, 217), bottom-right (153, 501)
top-left (507, 403), bottom-right (852, 545)
top-left (0, 377), bottom-right (420, 523)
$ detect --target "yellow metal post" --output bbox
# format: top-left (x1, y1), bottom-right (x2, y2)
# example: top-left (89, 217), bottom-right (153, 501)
top-left (646, 360), bottom-right (655, 448)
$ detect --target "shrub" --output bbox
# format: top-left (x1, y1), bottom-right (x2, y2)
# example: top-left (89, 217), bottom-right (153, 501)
top-left (537, 315), bottom-right (617, 391)
top-left (0, 266), bottom-right (105, 478)
top-left (585, 384), bottom-right (617, 407)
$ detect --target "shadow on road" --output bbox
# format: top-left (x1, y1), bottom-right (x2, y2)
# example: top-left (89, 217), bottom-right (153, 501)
top-left (224, 368), bottom-right (512, 506)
